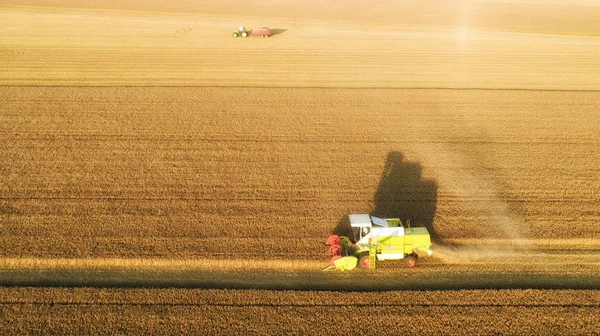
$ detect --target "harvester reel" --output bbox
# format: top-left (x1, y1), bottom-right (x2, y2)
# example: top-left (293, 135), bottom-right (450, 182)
top-left (328, 244), bottom-right (343, 257)
top-left (327, 235), bottom-right (341, 246)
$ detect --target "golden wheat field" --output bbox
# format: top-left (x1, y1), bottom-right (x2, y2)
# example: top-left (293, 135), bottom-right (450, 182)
top-left (1, 0), bottom-right (600, 334)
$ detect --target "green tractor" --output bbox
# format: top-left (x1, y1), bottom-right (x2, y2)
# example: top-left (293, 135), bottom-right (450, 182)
top-left (326, 214), bottom-right (433, 270)
top-left (232, 26), bottom-right (249, 38)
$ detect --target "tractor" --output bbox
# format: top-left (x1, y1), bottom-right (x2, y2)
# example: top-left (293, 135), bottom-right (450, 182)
top-left (232, 26), bottom-right (249, 38)
top-left (325, 214), bottom-right (433, 270)
top-left (232, 26), bottom-right (271, 38)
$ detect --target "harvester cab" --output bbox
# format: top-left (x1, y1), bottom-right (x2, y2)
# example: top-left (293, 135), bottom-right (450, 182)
top-left (324, 214), bottom-right (433, 271)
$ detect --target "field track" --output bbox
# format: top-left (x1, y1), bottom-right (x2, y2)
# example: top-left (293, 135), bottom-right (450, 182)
top-left (1, 1), bottom-right (600, 334)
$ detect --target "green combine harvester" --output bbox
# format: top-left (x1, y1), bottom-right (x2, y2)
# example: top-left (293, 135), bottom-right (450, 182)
top-left (324, 214), bottom-right (433, 271)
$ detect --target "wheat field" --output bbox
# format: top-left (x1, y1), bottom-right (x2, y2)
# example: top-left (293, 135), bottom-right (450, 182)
top-left (1, 0), bottom-right (599, 334)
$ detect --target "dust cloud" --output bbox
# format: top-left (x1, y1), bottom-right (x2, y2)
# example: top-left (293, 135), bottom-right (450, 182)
top-left (413, 142), bottom-right (531, 262)
top-left (432, 244), bottom-right (523, 263)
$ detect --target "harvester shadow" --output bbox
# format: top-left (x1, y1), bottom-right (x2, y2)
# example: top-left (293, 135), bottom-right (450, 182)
top-left (270, 28), bottom-right (287, 36)
top-left (333, 151), bottom-right (440, 241)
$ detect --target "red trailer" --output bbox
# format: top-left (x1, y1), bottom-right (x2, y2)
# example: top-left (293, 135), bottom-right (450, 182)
top-left (250, 28), bottom-right (271, 38)
top-left (232, 26), bottom-right (271, 38)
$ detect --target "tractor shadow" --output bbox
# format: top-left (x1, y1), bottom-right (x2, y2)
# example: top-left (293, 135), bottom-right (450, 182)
top-left (333, 151), bottom-right (440, 241)
top-left (270, 28), bottom-right (287, 36)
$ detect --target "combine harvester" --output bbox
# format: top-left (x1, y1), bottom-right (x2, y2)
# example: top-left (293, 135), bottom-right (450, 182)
top-left (232, 26), bottom-right (271, 38)
top-left (324, 214), bottom-right (433, 271)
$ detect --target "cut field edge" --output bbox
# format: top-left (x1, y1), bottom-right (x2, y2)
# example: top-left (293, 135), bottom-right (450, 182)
top-left (1, 84), bottom-right (600, 92)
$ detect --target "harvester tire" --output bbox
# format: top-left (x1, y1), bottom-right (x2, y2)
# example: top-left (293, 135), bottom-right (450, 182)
top-left (358, 252), bottom-right (370, 269)
top-left (233, 33), bottom-right (238, 37)
top-left (405, 255), bottom-right (417, 268)
top-left (241, 32), bottom-right (248, 37)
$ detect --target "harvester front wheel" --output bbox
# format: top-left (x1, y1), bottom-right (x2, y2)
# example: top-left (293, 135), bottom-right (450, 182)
top-left (358, 252), bottom-right (370, 269)
top-left (241, 32), bottom-right (248, 37)
top-left (233, 33), bottom-right (238, 37)
top-left (405, 255), bottom-right (417, 268)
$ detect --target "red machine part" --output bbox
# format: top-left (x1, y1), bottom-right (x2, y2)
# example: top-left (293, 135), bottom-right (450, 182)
top-left (327, 235), bottom-right (341, 246)
top-left (250, 28), bottom-right (271, 36)
top-left (328, 244), bottom-right (342, 257)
